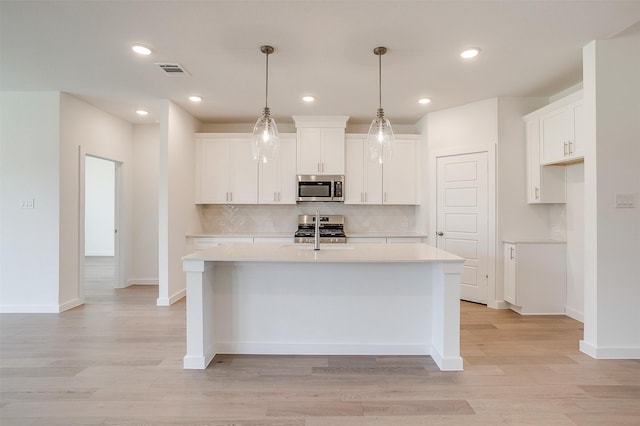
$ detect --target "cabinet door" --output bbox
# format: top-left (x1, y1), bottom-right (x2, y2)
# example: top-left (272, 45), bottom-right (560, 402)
top-left (259, 137), bottom-right (296, 204)
top-left (345, 137), bottom-right (366, 204)
top-left (296, 128), bottom-right (322, 174)
top-left (321, 128), bottom-right (345, 175)
top-left (196, 138), bottom-right (230, 204)
top-left (504, 243), bottom-right (517, 305)
top-left (229, 140), bottom-right (258, 204)
top-left (570, 101), bottom-right (584, 159)
top-left (383, 138), bottom-right (417, 205)
top-left (345, 137), bottom-right (382, 204)
top-left (526, 118), bottom-right (565, 204)
top-left (540, 107), bottom-right (571, 165)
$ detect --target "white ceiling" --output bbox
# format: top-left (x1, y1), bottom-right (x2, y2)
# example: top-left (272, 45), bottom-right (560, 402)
top-left (2, 1), bottom-right (640, 127)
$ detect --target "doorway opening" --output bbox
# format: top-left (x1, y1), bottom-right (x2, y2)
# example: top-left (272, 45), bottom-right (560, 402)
top-left (83, 155), bottom-right (121, 302)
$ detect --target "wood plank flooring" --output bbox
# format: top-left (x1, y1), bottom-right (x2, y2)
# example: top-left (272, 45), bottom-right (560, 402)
top-left (1, 259), bottom-right (638, 425)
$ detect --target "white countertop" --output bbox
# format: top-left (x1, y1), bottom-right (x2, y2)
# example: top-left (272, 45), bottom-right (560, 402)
top-left (186, 232), bottom-right (427, 239)
top-left (183, 242), bottom-right (462, 263)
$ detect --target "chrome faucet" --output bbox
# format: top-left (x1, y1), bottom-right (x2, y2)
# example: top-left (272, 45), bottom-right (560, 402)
top-left (314, 209), bottom-right (320, 251)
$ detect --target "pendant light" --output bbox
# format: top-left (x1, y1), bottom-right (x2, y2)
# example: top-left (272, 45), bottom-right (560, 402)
top-left (367, 46), bottom-right (394, 164)
top-left (251, 45), bottom-right (279, 163)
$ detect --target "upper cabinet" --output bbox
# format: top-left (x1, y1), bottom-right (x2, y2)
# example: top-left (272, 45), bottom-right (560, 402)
top-left (524, 116), bottom-right (566, 204)
top-left (258, 134), bottom-right (297, 204)
top-left (195, 134), bottom-right (258, 204)
top-left (538, 91), bottom-right (584, 165)
top-left (293, 116), bottom-right (349, 175)
top-left (345, 134), bottom-right (420, 205)
top-left (345, 135), bottom-right (383, 204)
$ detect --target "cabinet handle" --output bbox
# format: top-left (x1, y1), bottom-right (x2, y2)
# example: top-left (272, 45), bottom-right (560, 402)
top-left (568, 141), bottom-right (573, 154)
top-left (365, 192), bottom-right (368, 203)
top-left (563, 141), bottom-right (568, 156)
top-left (510, 247), bottom-right (515, 260)
top-left (384, 192), bottom-right (387, 203)
top-left (229, 192), bottom-right (233, 202)
top-left (535, 187), bottom-right (540, 200)
top-left (437, 231), bottom-right (444, 236)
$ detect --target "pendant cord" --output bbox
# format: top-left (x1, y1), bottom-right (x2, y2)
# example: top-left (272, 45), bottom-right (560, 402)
top-left (378, 52), bottom-right (382, 110)
top-left (265, 52), bottom-right (269, 110)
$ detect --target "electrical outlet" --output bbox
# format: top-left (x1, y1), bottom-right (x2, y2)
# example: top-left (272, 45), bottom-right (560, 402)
top-left (19, 199), bottom-right (35, 209)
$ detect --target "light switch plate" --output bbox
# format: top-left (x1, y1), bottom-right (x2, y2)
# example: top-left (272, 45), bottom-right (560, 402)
top-left (615, 194), bottom-right (635, 208)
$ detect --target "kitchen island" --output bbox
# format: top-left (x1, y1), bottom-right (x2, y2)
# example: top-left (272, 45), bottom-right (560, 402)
top-left (182, 243), bottom-right (465, 371)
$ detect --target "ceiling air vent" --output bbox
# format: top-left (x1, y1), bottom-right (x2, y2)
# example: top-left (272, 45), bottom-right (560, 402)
top-left (155, 63), bottom-right (190, 76)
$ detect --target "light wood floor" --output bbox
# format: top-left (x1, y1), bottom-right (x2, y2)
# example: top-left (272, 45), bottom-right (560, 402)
top-left (1, 258), bottom-right (638, 425)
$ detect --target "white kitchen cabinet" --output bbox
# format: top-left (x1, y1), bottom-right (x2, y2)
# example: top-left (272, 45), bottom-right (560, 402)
top-left (258, 134), bottom-right (296, 204)
top-left (502, 241), bottom-right (567, 315)
top-left (525, 116), bottom-right (566, 204)
top-left (539, 91), bottom-right (584, 165)
top-left (382, 136), bottom-right (419, 205)
top-left (195, 134), bottom-right (258, 204)
top-left (345, 135), bottom-right (383, 204)
top-left (345, 134), bottom-right (419, 205)
top-left (293, 116), bottom-right (349, 175)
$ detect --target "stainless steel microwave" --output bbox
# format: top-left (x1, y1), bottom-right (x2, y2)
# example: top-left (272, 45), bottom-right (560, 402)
top-left (296, 175), bottom-right (344, 202)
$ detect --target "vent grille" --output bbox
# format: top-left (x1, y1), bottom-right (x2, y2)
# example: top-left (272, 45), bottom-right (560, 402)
top-left (155, 63), bottom-right (190, 76)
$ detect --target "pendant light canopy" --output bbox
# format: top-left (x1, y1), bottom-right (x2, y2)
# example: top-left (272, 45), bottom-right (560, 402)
top-left (367, 46), bottom-right (394, 164)
top-left (252, 45), bottom-right (279, 163)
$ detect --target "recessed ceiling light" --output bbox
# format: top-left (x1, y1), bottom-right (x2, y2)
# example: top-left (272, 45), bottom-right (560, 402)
top-left (131, 44), bottom-right (152, 56)
top-left (189, 96), bottom-right (203, 102)
top-left (302, 96), bottom-right (315, 103)
top-left (135, 109), bottom-right (149, 116)
top-left (460, 48), bottom-right (480, 59)
top-left (418, 98), bottom-right (431, 105)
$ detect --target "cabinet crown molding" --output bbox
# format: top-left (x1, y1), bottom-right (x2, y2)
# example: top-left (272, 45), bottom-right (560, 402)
top-left (292, 115), bottom-right (349, 128)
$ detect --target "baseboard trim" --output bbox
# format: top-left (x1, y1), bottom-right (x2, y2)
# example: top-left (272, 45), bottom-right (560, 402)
top-left (580, 340), bottom-right (640, 359)
top-left (126, 279), bottom-right (159, 287)
top-left (58, 298), bottom-right (83, 312)
top-left (214, 342), bottom-right (431, 356)
top-left (565, 307), bottom-right (584, 323)
top-left (0, 304), bottom-right (60, 313)
top-left (156, 288), bottom-right (186, 306)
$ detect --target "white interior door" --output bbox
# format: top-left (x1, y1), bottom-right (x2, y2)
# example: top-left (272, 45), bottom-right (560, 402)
top-left (436, 152), bottom-right (488, 304)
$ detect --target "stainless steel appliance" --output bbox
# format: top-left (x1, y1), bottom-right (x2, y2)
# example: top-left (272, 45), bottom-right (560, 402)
top-left (296, 174), bottom-right (344, 202)
top-left (294, 214), bottom-right (347, 244)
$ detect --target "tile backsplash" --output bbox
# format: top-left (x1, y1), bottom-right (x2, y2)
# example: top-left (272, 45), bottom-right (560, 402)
top-left (198, 204), bottom-right (418, 234)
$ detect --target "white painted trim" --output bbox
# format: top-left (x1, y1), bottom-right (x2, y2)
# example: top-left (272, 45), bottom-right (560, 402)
top-left (0, 305), bottom-right (60, 313)
top-left (126, 279), bottom-right (159, 286)
top-left (156, 288), bottom-right (186, 306)
top-left (58, 298), bottom-right (83, 312)
top-left (565, 307), bottom-right (584, 323)
top-left (580, 340), bottom-right (640, 359)
top-left (85, 251), bottom-right (115, 257)
top-left (215, 342), bottom-right (431, 356)
top-left (430, 345), bottom-right (464, 371)
top-left (292, 115), bottom-right (349, 128)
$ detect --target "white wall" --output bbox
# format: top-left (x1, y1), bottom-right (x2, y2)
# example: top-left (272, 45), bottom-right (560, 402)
top-left (581, 24), bottom-right (640, 358)
top-left (130, 124), bottom-right (160, 285)
top-left (59, 93), bottom-right (134, 307)
top-left (0, 92), bottom-right (62, 312)
top-left (565, 163), bottom-right (584, 321)
top-left (84, 156), bottom-right (115, 256)
top-left (158, 101), bottom-right (201, 306)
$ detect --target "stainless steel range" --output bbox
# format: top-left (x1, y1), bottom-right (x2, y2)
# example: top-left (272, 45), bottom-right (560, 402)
top-left (294, 214), bottom-right (346, 244)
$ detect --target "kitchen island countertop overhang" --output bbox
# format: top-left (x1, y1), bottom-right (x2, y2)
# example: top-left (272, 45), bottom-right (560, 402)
top-left (182, 242), bottom-right (465, 371)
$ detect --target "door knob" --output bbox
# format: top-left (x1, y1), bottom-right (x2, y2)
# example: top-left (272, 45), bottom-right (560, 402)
top-left (437, 232), bottom-right (444, 236)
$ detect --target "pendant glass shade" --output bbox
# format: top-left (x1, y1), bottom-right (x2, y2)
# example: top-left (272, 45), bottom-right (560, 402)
top-left (367, 108), bottom-right (394, 164)
top-left (251, 45), bottom-right (279, 163)
top-left (368, 46), bottom-right (394, 164)
top-left (252, 107), bottom-right (279, 164)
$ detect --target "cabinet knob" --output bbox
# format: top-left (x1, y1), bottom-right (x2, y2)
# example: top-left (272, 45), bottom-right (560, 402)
top-left (437, 231), bottom-right (444, 236)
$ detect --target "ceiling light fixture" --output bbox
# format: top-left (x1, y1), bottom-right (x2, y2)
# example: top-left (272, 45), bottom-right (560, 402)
top-left (251, 45), bottom-right (279, 164)
top-left (131, 44), bottom-right (152, 56)
top-left (302, 96), bottom-right (315, 103)
top-left (367, 46), bottom-right (394, 165)
top-left (418, 98), bottom-right (431, 105)
top-left (189, 96), bottom-right (203, 102)
top-left (135, 109), bottom-right (149, 116)
top-left (460, 48), bottom-right (480, 59)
